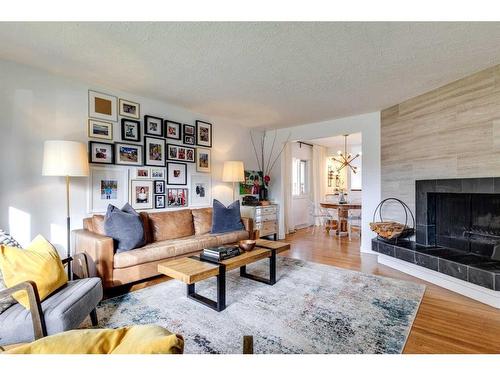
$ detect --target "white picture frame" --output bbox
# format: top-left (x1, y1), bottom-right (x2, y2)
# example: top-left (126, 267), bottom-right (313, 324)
top-left (196, 147), bottom-right (211, 173)
top-left (89, 90), bottom-right (118, 122)
top-left (145, 136), bottom-right (166, 166)
top-left (119, 98), bottom-right (140, 119)
top-left (150, 167), bottom-right (165, 179)
top-left (115, 143), bottom-right (143, 166)
top-left (190, 174), bottom-right (212, 207)
top-left (135, 167), bottom-right (151, 179)
top-left (88, 166), bottom-right (129, 213)
top-left (130, 180), bottom-right (154, 210)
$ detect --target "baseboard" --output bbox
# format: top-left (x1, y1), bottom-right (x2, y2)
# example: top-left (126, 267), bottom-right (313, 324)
top-left (378, 254), bottom-right (500, 309)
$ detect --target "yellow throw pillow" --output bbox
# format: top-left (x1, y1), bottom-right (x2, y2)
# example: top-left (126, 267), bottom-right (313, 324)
top-left (0, 235), bottom-right (67, 309)
top-left (4, 325), bottom-right (184, 354)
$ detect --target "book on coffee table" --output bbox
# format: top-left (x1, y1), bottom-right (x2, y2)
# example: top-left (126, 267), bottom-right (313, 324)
top-left (202, 245), bottom-right (240, 261)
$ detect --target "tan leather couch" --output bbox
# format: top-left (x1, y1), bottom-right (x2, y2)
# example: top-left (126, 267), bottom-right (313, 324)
top-left (73, 208), bottom-right (254, 288)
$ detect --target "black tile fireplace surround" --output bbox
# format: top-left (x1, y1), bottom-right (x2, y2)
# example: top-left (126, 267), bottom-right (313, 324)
top-left (372, 178), bottom-right (500, 291)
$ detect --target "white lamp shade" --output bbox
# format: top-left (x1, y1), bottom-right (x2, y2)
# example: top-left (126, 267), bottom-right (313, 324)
top-left (222, 161), bottom-right (245, 182)
top-left (42, 140), bottom-right (89, 177)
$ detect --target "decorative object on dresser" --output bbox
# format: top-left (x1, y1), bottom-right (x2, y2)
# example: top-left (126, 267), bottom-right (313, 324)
top-left (155, 195), bottom-right (166, 209)
top-left (167, 162), bottom-right (187, 185)
top-left (241, 204), bottom-right (278, 240)
top-left (167, 143), bottom-right (195, 163)
top-left (144, 115), bottom-right (163, 137)
top-left (88, 141), bottom-right (114, 164)
top-left (164, 120), bottom-right (182, 140)
top-left (167, 188), bottom-right (188, 207)
top-left (183, 124), bottom-right (196, 145)
top-left (130, 179), bottom-right (153, 210)
top-left (114, 142), bottom-right (143, 166)
top-left (190, 174), bottom-right (211, 207)
top-left (88, 119), bottom-right (113, 140)
top-left (222, 161), bottom-right (244, 200)
top-left (120, 118), bottom-right (141, 142)
top-left (88, 90), bottom-right (117, 122)
top-left (89, 166), bottom-right (129, 213)
top-left (119, 98), bottom-right (140, 119)
top-left (144, 136), bottom-right (166, 166)
top-left (154, 180), bottom-right (165, 194)
top-left (42, 140), bottom-right (89, 278)
top-left (195, 120), bottom-right (212, 147)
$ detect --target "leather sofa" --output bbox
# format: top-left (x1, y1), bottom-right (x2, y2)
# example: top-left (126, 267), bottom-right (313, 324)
top-left (73, 208), bottom-right (254, 288)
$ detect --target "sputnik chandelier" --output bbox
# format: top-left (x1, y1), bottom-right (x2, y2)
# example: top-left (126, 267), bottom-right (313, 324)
top-left (332, 134), bottom-right (361, 174)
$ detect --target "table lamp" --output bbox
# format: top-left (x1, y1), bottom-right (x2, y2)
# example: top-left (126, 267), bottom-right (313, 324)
top-left (222, 161), bottom-right (245, 201)
top-left (42, 140), bottom-right (89, 278)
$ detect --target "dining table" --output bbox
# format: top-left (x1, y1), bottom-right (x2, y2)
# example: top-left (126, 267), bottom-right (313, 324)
top-left (320, 202), bottom-right (362, 235)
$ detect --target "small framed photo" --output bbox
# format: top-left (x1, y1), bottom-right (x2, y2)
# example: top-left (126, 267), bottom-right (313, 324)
top-left (144, 115), bottom-right (163, 137)
top-left (89, 141), bottom-right (114, 164)
top-left (130, 180), bottom-right (153, 210)
top-left (167, 188), bottom-right (188, 207)
top-left (119, 98), bottom-right (140, 119)
top-left (196, 120), bottom-right (212, 148)
top-left (121, 119), bottom-right (141, 142)
top-left (150, 167), bottom-right (165, 179)
top-left (155, 195), bottom-right (166, 209)
top-left (154, 180), bottom-right (165, 194)
top-left (196, 147), bottom-right (211, 173)
top-left (183, 124), bottom-right (195, 145)
top-left (135, 167), bottom-right (151, 179)
top-left (167, 144), bottom-right (195, 163)
top-left (144, 136), bottom-right (166, 166)
top-left (165, 120), bottom-right (181, 140)
top-left (89, 90), bottom-right (117, 122)
top-left (191, 174), bottom-right (212, 207)
top-left (88, 119), bottom-right (113, 140)
top-left (167, 162), bottom-right (187, 185)
top-left (115, 143), bottom-right (143, 166)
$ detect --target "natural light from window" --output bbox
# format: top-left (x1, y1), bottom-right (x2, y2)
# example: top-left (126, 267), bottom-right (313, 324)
top-left (292, 158), bottom-right (308, 196)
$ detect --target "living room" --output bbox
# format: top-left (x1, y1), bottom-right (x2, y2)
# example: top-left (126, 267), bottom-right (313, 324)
top-left (1, 2), bottom-right (499, 374)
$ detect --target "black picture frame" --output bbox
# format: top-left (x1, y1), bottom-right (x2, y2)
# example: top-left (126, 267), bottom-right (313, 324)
top-left (196, 120), bottom-right (212, 148)
top-left (120, 118), bottom-right (141, 142)
top-left (114, 142), bottom-right (143, 166)
top-left (154, 180), bottom-right (166, 194)
top-left (167, 143), bottom-right (195, 163)
top-left (88, 141), bottom-right (114, 164)
top-left (144, 115), bottom-right (164, 137)
top-left (144, 136), bottom-right (166, 167)
top-left (167, 162), bottom-right (187, 185)
top-left (155, 195), bottom-right (166, 209)
top-left (164, 120), bottom-right (182, 140)
top-left (183, 124), bottom-right (196, 145)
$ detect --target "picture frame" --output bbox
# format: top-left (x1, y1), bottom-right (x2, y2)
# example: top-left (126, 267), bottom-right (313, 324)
top-left (130, 179), bottom-right (153, 210)
top-left (196, 120), bottom-right (212, 148)
top-left (144, 136), bottom-right (166, 166)
top-left (88, 90), bottom-right (117, 122)
top-left (166, 162), bottom-right (187, 185)
top-left (190, 174), bottom-right (212, 207)
top-left (88, 166), bottom-right (129, 213)
top-left (88, 119), bottom-right (113, 140)
top-left (167, 188), bottom-right (188, 208)
top-left (135, 167), bottom-right (151, 179)
top-left (154, 180), bottom-right (165, 194)
top-left (150, 167), bottom-right (165, 179)
top-left (240, 170), bottom-right (264, 195)
top-left (183, 124), bottom-right (196, 145)
top-left (164, 120), bottom-right (182, 140)
top-left (119, 98), bottom-right (140, 119)
top-left (196, 147), bottom-right (211, 173)
top-left (155, 195), bottom-right (166, 209)
top-left (114, 142), bottom-right (143, 166)
top-left (121, 118), bottom-right (141, 142)
top-left (144, 115), bottom-right (163, 137)
top-left (167, 143), bottom-right (195, 163)
top-left (89, 141), bottom-right (114, 164)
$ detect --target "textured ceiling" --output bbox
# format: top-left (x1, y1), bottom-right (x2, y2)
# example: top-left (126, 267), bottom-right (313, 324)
top-left (1, 22), bottom-right (500, 129)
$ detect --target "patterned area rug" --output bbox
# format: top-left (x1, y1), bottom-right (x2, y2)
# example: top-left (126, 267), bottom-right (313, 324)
top-left (90, 257), bottom-right (425, 354)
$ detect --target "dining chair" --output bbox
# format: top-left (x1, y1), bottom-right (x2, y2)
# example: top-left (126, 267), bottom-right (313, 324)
top-left (347, 209), bottom-right (362, 240)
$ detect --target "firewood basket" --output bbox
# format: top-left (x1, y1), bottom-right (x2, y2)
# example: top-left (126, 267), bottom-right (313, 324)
top-left (371, 198), bottom-right (415, 244)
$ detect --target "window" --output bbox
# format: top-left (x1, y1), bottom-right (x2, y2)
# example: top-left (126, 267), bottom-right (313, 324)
top-left (292, 158), bottom-right (308, 196)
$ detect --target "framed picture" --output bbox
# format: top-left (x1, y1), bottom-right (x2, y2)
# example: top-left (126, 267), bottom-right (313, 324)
top-left (89, 141), bottom-right (114, 164)
top-left (196, 147), bottom-right (211, 173)
top-left (167, 188), bottom-right (188, 207)
top-left (154, 180), bottom-right (165, 194)
top-left (165, 120), bottom-right (181, 140)
top-left (121, 119), bottom-right (141, 142)
top-left (183, 124), bottom-right (195, 145)
top-left (167, 144), bottom-right (195, 163)
top-left (196, 120), bottom-right (212, 148)
top-left (144, 136), bottom-right (166, 166)
top-left (119, 99), bottom-right (140, 119)
top-left (88, 166), bottom-right (129, 213)
top-left (239, 170), bottom-right (263, 195)
top-left (135, 167), bottom-right (151, 179)
top-left (144, 115), bottom-right (163, 137)
top-left (88, 119), bottom-right (113, 140)
top-left (167, 162), bottom-right (187, 185)
top-left (130, 180), bottom-right (153, 210)
top-left (115, 143), bottom-right (143, 166)
top-left (190, 174), bottom-right (212, 207)
top-left (155, 195), bottom-right (166, 209)
top-left (88, 90), bottom-right (117, 122)
top-left (150, 167), bottom-right (165, 179)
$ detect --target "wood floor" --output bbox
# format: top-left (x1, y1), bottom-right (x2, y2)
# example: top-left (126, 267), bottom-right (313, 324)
top-left (108, 228), bottom-right (500, 354)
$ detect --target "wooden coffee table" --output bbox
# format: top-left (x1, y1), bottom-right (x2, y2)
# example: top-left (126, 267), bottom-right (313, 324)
top-left (158, 239), bottom-right (290, 312)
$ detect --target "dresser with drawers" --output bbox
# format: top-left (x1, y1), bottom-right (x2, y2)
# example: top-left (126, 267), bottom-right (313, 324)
top-left (241, 204), bottom-right (279, 240)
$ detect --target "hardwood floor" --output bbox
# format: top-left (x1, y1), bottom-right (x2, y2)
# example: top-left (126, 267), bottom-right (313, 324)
top-left (107, 228), bottom-right (500, 354)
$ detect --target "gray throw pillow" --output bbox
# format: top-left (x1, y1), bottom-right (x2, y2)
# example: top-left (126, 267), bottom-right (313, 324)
top-left (0, 230), bottom-right (21, 314)
top-left (104, 203), bottom-right (145, 253)
top-left (210, 199), bottom-right (244, 234)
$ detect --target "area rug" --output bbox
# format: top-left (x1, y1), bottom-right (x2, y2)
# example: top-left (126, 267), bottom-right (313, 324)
top-left (89, 257), bottom-right (425, 354)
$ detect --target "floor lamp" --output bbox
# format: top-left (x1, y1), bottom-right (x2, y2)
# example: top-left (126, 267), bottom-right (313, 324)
top-left (222, 161), bottom-right (245, 201)
top-left (42, 140), bottom-right (89, 279)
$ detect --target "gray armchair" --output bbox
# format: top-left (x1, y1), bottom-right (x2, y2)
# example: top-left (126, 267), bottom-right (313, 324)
top-left (0, 253), bottom-right (103, 346)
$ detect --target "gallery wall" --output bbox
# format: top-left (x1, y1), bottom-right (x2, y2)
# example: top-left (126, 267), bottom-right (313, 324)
top-left (0, 59), bottom-right (260, 254)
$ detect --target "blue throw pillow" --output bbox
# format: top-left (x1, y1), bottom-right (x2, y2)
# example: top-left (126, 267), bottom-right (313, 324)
top-left (211, 199), bottom-right (244, 234)
top-left (104, 203), bottom-right (145, 253)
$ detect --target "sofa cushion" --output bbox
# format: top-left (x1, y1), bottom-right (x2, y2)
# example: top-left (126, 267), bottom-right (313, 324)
top-left (192, 208), bottom-right (212, 235)
top-left (104, 204), bottom-right (145, 253)
top-left (211, 199), bottom-right (244, 234)
top-left (214, 230), bottom-right (249, 246)
top-left (148, 210), bottom-right (194, 242)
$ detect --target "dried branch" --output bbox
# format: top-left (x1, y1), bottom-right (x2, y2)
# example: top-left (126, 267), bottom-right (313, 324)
top-left (250, 130), bottom-right (262, 171)
top-left (265, 130), bottom-right (277, 176)
top-left (267, 132), bottom-right (291, 175)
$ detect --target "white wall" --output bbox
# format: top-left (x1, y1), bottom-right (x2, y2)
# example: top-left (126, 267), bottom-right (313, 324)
top-left (290, 142), bottom-right (313, 229)
top-left (0, 59), bottom-right (259, 254)
top-left (267, 112), bottom-right (381, 253)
